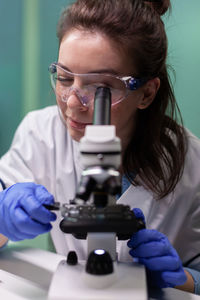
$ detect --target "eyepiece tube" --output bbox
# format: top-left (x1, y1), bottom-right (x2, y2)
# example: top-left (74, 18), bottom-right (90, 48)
top-left (93, 87), bottom-right (111, 125)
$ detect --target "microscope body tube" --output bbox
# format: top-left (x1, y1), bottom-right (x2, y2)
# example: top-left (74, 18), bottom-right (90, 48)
top-left (93, 87), bottom-right (111, 125)
top-left (79, 86), bottom-right (121, 200)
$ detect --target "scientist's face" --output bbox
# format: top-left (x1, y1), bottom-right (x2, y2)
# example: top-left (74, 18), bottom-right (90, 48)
top-left (57, 29), bottom-right (154, 150)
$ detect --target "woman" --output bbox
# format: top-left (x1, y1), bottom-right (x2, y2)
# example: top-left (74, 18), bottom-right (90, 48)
top-left (0, 0), bottom-right (200, 293)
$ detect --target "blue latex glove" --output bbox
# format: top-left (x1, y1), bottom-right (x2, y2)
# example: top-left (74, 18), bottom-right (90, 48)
top-left (127, 208), bottom-right (187, 288)
top-left (0, 182), bottom-right (57, 241)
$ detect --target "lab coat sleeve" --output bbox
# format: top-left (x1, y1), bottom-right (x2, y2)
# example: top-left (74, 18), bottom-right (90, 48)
top-left (184, 189), bottom-right (200, 268)
top-left (0, 112), bottom-right (40, 188)
top-left (171, 132), bottom-right (200, 268)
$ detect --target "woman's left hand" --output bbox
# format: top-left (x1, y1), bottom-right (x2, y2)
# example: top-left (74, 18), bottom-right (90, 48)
top-left (127, 208), bottom-right (187, 288)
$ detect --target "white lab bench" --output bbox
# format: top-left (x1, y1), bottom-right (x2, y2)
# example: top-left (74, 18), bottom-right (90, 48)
top-left (0, 244), bottom-right (200, 300)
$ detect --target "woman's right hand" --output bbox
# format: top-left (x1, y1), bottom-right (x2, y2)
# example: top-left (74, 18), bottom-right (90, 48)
top-left (0, 182), bottom-right (57, 241)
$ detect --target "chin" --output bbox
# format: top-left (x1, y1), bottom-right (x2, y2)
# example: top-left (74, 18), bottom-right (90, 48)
top-left (68, 128), bottom-right (84, 142)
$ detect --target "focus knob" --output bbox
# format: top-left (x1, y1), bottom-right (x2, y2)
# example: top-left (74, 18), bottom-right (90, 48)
top-left (67, 251), bottom-right (78, 265)
top-left (86, 249), bottom-right (113, 275)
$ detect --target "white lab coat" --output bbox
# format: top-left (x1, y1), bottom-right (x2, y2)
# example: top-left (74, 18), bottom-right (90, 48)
top-left (0, 106), bottom-right (200, 268)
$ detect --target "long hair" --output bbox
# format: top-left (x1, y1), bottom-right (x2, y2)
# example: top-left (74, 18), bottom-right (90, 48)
top-left (57, 0), bottom-right (187, 199)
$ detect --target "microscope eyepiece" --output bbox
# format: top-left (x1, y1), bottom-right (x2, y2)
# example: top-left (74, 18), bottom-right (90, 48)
top-left (93, 87), bottom-right (111, 125)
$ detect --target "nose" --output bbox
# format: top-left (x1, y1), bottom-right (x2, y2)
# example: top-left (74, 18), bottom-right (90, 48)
top-left (67, 90), bottom-right (89, 111)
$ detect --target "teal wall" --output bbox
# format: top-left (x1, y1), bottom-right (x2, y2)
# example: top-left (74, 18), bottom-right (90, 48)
top-left (0, 0), bottom-right (200, 250)
top-left (0, 0), bottom-right (69, 156)
top-left (164, 1), bottom-right (200, 138)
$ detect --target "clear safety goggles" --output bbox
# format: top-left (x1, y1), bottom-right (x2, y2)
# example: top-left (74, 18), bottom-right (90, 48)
top-left (49, 62), bottom-right (147, 107)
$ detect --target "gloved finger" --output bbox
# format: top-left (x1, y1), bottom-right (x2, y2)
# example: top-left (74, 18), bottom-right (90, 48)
top-left (11, 207), bottom-right (53, 236)
top-left (129, 240), bottom-right (171, 257)
top-left (162, 268), bottom-right (187, 286)
top-left (133, 208), bottom-right (145, 223)
top-left (0, 182), bottom-right (54, 241)
top-left (34, 185), bottom-right (54, 205)
top-left (3, 207), bottom-right (39, 241)
top-left (137, 255), bottom-right (181, 271)
top-left (127, 229), bottom-right (167, 248)
top-left (7, 227), bottom-right (39, 241)
top-left (20, 195), bottom-right (57, 224)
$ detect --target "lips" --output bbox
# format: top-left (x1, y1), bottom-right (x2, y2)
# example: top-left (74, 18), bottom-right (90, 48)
top-left (68, 117), bottom-right (92, 130)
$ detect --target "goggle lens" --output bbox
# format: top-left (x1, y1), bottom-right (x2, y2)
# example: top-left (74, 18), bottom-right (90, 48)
top-left (50, 64), bottom-right (127, 106)
top-left (49, 63), bottom-right (146, 107)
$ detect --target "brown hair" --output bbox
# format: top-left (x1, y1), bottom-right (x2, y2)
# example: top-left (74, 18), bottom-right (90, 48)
top-left (57, 0), bottom-right (187, 199)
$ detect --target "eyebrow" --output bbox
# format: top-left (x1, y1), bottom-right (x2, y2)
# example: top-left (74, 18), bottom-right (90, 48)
top-left (57, 62), bottom-right (119, 76)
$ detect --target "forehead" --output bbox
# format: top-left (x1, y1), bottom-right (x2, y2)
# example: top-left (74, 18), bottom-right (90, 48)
top-left (58, 29), bottom-right (135, 75)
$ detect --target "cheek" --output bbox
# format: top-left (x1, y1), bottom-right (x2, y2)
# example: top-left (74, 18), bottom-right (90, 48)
top-left (56, 96), bottom-right (66, 112)
top-left (110, 104), bottom-right (127, 131)
top-left (110, 98), bottom-right (139, 126)
top-left (111, 105), bottom-right (121, 123)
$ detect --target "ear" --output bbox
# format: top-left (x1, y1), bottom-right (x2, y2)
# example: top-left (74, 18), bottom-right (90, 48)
top-left (137, 77), bottom-right (160, 109)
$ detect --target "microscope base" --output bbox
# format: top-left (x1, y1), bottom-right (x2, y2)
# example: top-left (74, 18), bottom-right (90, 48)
top-left (48, 260), bottom-right (147, 300)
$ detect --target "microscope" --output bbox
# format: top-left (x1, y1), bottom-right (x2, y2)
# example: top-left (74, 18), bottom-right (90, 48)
top-left (48, 87), bottom-right (147, 299)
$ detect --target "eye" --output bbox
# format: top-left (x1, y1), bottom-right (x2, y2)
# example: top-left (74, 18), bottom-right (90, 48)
top-left (91, 74), bottom-right (124, 90)
top-left (56, 76), bottom-right (74, 86)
